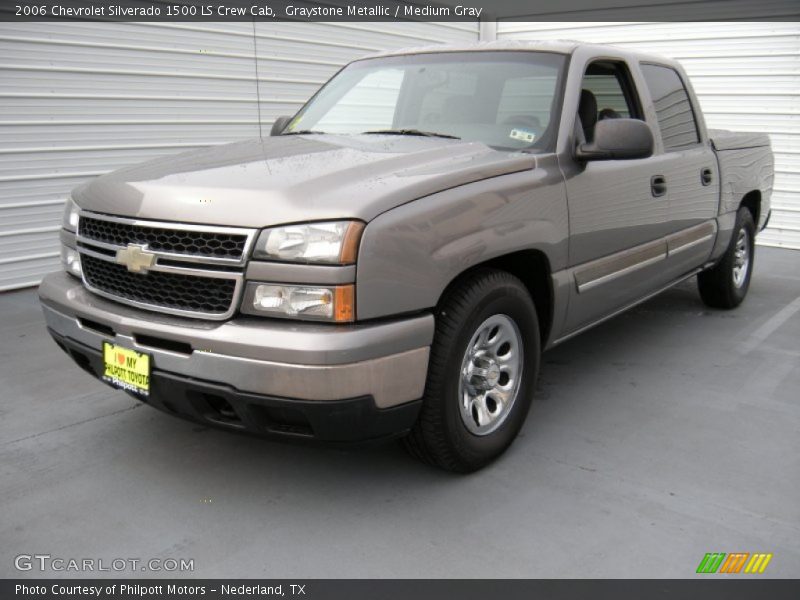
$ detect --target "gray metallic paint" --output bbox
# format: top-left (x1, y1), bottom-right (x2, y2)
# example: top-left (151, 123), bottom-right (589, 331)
top-left (356, 153), bottom-right (569, 321)
top-left (41, 300), bottom-right (429, 408)
top-left (71, 135), bottom-right (536, 228)
top-left (42, 43), bottom-right (776, 407)
top-left (547, 44), bottom-right (769, 339)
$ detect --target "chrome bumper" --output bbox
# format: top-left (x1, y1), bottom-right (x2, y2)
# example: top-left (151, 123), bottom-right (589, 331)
top-left (39, 272), bottom-right (432, 409)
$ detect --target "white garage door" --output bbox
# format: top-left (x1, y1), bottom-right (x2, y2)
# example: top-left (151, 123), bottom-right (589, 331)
top-left (0, 21), bottom-right (478, 290)
top-left (496, 22), bottom-right (800, 249)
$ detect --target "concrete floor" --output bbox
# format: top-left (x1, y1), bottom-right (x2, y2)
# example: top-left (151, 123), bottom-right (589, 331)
top-left (1, 246), bottom-right (798, 579)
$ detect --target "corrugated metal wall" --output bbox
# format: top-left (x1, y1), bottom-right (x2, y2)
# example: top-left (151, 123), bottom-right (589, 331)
top-left (0, 21), bottom-right (478, 290)
top-left (496, 22), bottom-right (800, 249)
top-left (2, 20), bottom-right (797, 291)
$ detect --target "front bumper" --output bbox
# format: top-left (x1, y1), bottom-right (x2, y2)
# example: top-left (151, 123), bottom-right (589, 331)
top-left (39, 272), bottom-right (433, 442)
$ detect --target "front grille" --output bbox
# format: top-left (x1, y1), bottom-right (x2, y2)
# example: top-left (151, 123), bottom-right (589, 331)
top-left (82, 254), bottom-right (236, 315)
top-left (79, 216), bottom-right (248, 260)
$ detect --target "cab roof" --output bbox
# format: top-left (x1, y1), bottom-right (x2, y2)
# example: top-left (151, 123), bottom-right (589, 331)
top-left (359, 40), bottom-right (676, 67)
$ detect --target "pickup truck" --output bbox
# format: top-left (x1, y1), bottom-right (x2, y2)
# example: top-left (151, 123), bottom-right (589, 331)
top-left (39, 41), bottom-right (773, 472)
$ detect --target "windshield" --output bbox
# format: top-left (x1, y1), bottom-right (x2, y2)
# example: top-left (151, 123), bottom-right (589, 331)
top-left (284, 51), bottom-right (567, 152)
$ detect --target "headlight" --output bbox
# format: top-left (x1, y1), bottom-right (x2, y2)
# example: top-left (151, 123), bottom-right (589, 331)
top-left (62, 197), bottom-right (80, 232)
top-left (61, 245), bottom-right (82, 278)
top-left (248, 283), bottom-right (354, 322)
top-left (253, 220), bottom-right (364, 264)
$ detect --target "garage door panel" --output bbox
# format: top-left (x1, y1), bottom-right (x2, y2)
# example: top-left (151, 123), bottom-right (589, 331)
top-left (0, 42), bottom-right (259, 77)
top-left (9, 22), bottom-right (256, 54)
top-left (0, 43), bottom-right (344, 86)
top-left (700, 114), bottom-right (800, 135)
top-left (0, 68), bottom-right (262, 98)
top-left (690, 78), bottom-right (800, 95)
top-left (770, 207), bottom-right (800, 228)
top-left (0, 255), bottom-right (61, 291)
top-left (0, 147), bottom-right (225, 179)
top-left (680, 56), bottom-right (799, 77)
top-left (697, 96), bottom-right (798, 114)
top-left (268, 22), bottom-right (478, 47)
top-left (0, 230), bottom-right (60, 258)
top-left (0, 20), bottom-right (480, 289)
top-left (0, 97), bottom-right (286, 122)
top-left (0, 123), bottom-right (258, 150)
top-left (0, 204), bottom-right (65, 234)
top-left (497, 22), bottom-right (800, 37)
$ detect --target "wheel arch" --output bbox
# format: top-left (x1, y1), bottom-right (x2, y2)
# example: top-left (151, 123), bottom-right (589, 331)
top-left (436, 249), bottom-right (554, 346)
top-left (740, 189), bottom-right (761, 227)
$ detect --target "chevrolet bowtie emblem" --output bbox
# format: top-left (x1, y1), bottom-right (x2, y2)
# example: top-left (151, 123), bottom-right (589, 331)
top-left (115, 244), bottom-right (156, 273)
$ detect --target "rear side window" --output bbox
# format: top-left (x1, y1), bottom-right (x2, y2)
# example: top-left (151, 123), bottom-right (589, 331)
top-left (640, 64), bottom-right (700, 150)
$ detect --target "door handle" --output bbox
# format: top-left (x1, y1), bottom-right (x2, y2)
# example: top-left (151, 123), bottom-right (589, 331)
top-left (651, 175), bottom-right (667, 197)
top-left (701, 167), bottom-right (713, 186)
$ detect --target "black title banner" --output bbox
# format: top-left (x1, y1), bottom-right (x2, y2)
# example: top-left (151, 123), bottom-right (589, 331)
top-left (4, 579), bottom-right (800, 600)
top-left (2, 0), bottom-right (800, 22)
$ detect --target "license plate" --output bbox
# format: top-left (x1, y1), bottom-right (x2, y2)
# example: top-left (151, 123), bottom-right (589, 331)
top-left (102, 342), bottom-right (151, 396)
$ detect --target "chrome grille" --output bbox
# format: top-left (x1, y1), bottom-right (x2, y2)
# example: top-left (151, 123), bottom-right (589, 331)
top-left (82, 255), bottom-right (237, 315)
top-left (75, 212), bottom-right (255, 320)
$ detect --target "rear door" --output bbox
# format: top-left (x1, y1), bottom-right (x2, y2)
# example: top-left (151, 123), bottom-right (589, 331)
top-left (638, 63), bottom-right (719, 278)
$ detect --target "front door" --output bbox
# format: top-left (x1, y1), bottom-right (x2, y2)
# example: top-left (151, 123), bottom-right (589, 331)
top-left (561, 58), bottom-right (676, 333)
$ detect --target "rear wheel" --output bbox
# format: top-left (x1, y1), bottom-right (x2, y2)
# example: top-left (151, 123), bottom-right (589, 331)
top-left (402, 269), bottom-right (540, 473)
top-left (698, 207), bottom-right (755, 309)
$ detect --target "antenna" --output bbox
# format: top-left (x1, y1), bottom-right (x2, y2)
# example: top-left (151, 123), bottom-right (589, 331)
top-left (252, 20), bottom-right (263, 139)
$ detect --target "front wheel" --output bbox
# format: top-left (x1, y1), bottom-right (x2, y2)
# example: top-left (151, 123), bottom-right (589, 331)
top-left (402, 269), bottom-right (540, 473)
top-left (698, 207), bottom-right (755, 309)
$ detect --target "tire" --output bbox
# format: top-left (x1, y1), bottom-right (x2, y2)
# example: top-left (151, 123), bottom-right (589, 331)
top-left (697, 207), bottom-right (755, 309)
top-left (402, 269), bottom-right (540, 473)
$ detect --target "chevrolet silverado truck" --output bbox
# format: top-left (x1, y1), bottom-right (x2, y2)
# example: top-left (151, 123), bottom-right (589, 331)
top-left (39, 41), bottom-right (773, 472)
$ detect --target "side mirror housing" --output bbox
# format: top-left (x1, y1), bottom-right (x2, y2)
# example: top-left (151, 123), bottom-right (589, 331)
top-left (575, 118), bottom-right (654, 161)
top-left (270, 116), bottom-right (292, 137)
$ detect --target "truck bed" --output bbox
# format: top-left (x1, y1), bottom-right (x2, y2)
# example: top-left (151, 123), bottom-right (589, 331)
top-left (709, 129), bottom-right (771, 151)
top-left (709, 129), bottom-right (773, 225)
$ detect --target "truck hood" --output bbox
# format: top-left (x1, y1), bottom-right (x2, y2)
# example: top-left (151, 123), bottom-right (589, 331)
top-left (72, 135), bottom-right (536, 227)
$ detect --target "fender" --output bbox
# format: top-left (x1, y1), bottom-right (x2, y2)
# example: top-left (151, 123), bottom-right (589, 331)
top-left (357, 154), bottom-right (568, 320)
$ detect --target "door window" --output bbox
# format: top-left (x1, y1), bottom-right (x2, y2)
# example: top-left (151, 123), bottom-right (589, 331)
top-left (578, 61), bottom-right (643, 142)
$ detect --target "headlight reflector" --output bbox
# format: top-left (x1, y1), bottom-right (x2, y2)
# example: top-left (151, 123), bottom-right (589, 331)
top-left (61, 245), bottom-right (82, 278)
top-left (251, 283), bottom-right (354, 322)
top-left (253, 221), bottom-right (364, 264)
top-left (62, 197), bottom-right (80, 232)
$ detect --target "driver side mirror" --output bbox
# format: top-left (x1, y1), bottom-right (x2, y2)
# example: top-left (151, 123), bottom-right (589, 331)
top-left (270, 116), bottom-right (292, 137)
top-left (575, 118), bottom-right (654, 161)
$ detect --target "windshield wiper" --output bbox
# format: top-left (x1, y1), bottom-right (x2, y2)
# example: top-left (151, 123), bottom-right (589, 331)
top-left (362, 129), bottom-right (460, 140)
top-left (281, 130), bottom-right (327, 135)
